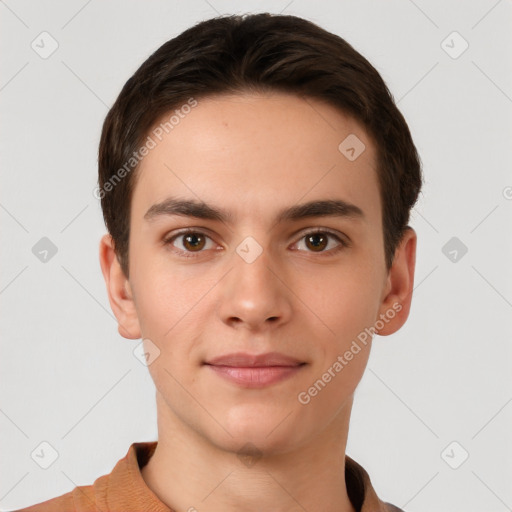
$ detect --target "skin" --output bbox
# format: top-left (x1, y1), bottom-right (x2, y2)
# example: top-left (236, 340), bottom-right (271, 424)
top-left (99, 91), bottom-right (416, 512)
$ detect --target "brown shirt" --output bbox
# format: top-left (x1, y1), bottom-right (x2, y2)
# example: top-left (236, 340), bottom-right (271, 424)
top-left (13, 442), bottom-right (404, 512)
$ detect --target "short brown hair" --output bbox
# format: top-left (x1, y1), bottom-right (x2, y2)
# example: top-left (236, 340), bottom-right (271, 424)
top-left (98, 13), bottom-right (423, 277)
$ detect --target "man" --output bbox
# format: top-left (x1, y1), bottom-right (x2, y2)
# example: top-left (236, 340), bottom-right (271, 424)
top-left (15, 12), bottom-right (421, 512)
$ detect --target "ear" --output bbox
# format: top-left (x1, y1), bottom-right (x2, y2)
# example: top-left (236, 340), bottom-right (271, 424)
top-left (375, 227), bottom-right (417, 336)
top-left (99, 234), bottom-right (141, 339)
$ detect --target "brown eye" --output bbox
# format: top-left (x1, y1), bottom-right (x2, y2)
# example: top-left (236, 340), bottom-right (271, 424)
top-left (164, 230), bottom-right (216, 257)
top-left (305, 232), bottom-right (329, 252)
top-left (182, 232), bottom-right (206, 252)
top-left (293, 229), bottom-right (347, 256)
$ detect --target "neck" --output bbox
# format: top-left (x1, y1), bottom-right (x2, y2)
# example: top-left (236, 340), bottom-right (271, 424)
top-left (141, 392), bottom-right (357, 512)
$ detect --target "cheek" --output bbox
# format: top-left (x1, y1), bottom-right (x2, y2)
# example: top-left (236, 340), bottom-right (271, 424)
top-left (297, 264), bottom-right (382, 344)
top-left (135, 273), bottom-right (197, 338)
top-left (335, 284), bottom-right (380, 343)
top-left (130, 240), bottom-right (181, 322)
top-left (298, 276), bottom-right (377, 411)
top-left (131, 252), bottom-right (222, 346)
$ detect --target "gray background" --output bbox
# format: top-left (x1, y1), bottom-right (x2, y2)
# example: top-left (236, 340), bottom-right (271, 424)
top-left (1, 1), bottom-right (511, 511)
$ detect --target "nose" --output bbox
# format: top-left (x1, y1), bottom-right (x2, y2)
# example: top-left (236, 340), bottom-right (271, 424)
top-left (217, 243), bottom-right (292, 332)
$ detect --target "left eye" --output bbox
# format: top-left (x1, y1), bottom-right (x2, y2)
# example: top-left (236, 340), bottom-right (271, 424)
top-left (292, 230), bottom-right (346, 254)
top-left (164, 229), bottom-right (347, 257)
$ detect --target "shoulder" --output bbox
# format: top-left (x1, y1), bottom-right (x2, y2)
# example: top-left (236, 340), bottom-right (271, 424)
top-left (8, 483), bottom-right (98, 512)
top-left (345, 455), bottom-right (406, 512)
top-left (383, 504), bottom-right (406, 512)
top-left (8, 442), bottom-right (154, 512)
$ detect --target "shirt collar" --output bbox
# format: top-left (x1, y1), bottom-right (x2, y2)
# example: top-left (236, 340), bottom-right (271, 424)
top-left (101, 442), bottom-right (402, 512)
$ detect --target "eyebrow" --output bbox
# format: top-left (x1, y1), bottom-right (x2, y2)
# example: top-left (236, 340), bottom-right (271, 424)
top-left (144, 197), bottom-right (365, 224)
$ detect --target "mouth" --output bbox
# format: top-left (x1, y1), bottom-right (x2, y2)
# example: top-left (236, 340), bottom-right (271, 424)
top-left (204, 351), bottom-right (305, 367)
top-left (204, 352), bottom-right (306, 388)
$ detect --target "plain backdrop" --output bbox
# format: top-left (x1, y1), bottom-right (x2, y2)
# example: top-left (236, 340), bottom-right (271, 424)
top-left (1, 1), bottom-right (511, 511)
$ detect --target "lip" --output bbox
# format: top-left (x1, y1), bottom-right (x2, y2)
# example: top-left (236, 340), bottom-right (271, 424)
top-left (204, 352), bottom-right (306, 389)
top-left (204, 351), bottom-right (304, 367)
top-left (206, 364), bottom-right (305, 388)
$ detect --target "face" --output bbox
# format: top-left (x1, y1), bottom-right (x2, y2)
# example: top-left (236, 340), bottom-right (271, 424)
top-left (101, 91), bottom-right (416, 455)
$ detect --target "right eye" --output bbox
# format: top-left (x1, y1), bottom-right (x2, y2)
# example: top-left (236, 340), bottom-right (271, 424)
top-left (163, 229), bottom-right (218, 258)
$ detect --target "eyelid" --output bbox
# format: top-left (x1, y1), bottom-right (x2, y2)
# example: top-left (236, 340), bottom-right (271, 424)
top-left (163, 227), bottom-right (350, 257)
top-left (290, 227), bottom-right (350, 254)
top-left (162, 228), bottom-right (219, 257)
top-left (293, 226), bottom-right (350, 245)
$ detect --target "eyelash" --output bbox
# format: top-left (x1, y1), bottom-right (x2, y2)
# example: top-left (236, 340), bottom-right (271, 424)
top-left (163, 228), bottom-right (349, 259)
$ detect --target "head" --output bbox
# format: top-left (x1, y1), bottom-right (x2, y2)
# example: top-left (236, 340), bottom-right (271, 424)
top-left (99, 13), bottom-right (422, 455)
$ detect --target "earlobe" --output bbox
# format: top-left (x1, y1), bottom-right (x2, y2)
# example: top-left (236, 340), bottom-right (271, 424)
top-left (99, 234), bottom-right (141, 340)
top-left (375, 227), bottom-right (417, 336)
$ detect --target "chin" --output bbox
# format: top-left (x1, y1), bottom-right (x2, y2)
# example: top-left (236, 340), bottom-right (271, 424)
top-left (210, 409), bottom-right (307, 456)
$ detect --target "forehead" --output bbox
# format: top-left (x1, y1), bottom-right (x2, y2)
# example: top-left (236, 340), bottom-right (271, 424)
top-left (132, 92), bottom-right (381, 228)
